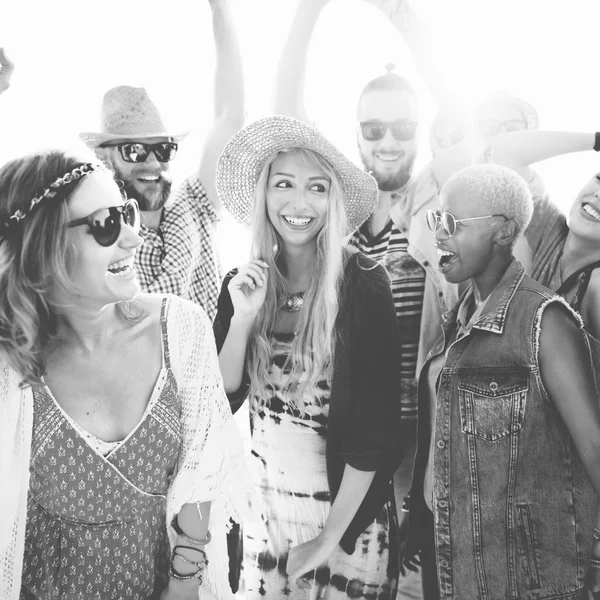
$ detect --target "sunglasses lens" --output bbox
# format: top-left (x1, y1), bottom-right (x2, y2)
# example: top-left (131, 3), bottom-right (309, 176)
top-left (391, 120), bottom-right (418, 141)
top-left (120, 143), bottom-right (148, 163)
top-left (441, 213), bottom-right (457, 237)
top-left (154, 143), bottom-right (178, 162)
top-left (89, 209), bottom-right (121, 247)
top-left (124, 200), bottom-right (140, 234)
top-left (361, 122), bottom-right (386, 142)
top-left (477, 120), bottom-right (500, 137)
top-left (426, 210), bottom-right (438, 233)
top-left (505, 120), bottom-right (527, 133)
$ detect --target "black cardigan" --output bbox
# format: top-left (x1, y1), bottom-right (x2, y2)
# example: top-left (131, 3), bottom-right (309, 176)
top-left (213, 251), bottom-right (404, 554)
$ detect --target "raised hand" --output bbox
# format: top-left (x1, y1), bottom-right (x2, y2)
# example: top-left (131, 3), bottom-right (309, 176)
top-left (228, 260), bottom-right (269, 322)
top-left (0, 48), bottom-right (14, 96)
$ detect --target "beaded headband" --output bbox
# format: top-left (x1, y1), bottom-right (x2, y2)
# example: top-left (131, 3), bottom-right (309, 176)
top-left (0, 162), bottom-right (104, 235)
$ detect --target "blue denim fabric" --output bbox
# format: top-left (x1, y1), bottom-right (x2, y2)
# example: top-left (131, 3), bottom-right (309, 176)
top-left (407, 259), bottom-right (597, 600)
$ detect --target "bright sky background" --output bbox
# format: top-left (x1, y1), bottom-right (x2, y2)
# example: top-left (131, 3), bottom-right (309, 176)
top-left (1, 0), bottom-right (599, 271)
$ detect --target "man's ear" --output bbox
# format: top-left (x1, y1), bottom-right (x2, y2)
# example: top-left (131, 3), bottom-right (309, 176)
top-left (493, 218), bottom-right (519, 247)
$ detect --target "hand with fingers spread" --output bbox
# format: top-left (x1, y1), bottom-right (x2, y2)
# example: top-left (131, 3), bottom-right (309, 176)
top-left (228, 260), bottom-right (269, 322)
top-left (0, 48), bottom-right (14, 95)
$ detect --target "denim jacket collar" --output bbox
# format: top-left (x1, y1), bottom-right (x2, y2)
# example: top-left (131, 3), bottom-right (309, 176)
top-left (442, 258), bottom-right (525, 335)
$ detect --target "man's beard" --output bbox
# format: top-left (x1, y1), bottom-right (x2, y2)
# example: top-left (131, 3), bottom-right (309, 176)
top-left (111, 166), bottom-right (172, 212)
top-left (359, 150), bottom-right (416, 192)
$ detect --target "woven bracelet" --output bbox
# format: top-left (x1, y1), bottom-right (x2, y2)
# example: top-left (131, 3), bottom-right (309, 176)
top-left (168, 563), bottom-right (204, 584)
top-left (172, 545), bottom-right (208, 568)
top-left (590, 557), bottom-right (600, 570)
top-left (593, 527), bottom-right (600, 541)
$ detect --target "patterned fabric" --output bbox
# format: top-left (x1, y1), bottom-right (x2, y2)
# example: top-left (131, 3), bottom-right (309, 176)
top-left (350, 220), bottom-right (425, 426)
top-left (135, 175), bottom-right (221, 321)
top-left (20, 302), bottom-right (179, 600)
top-left (243, 334), bottom-right (398, 600)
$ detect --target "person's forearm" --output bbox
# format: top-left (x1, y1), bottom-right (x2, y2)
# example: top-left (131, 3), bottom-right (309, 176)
top-left (388, 2), bottom-right (455, 108)
top-left (210, 0), bottom-right (244, 121)
top-left (217, 315), bottom-right (253, 393)
top-left (272, 0), bottom-right (325, 122)
top-left (492, 131), bottom-right (594, 172)
top-left (320, 464), bottom-right (376, 545)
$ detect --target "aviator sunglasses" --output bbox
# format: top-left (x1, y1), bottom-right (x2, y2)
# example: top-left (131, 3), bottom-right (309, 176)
top-left (67, 198), bottom-right (141, 247)
top-left (359, 119), bottom-right (418, 142)
top-left (103, 142), bottom-right (178, 164)
top-left (426, 209), bottom-right (505, 238)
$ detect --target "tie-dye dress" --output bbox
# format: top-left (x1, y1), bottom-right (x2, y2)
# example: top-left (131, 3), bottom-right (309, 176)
top-left (243, 333), bottom-right (398, 600)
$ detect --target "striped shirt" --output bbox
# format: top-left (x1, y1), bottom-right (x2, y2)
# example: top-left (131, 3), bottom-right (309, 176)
top-left (135, 175), bottom-right (221, 321)
top-left (350, 219), bottom-right (425, 424)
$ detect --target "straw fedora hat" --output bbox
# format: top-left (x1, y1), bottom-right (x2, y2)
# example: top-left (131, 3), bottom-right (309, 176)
top-left (79, 85), bottom-right (189, 148)
top-left (216, 116), bottom-right (378, 236)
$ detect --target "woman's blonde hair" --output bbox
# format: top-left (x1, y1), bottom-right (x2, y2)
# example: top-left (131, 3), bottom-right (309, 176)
top-left (0, 148), bottom-right (141, 385)
top-left (245, 148), bottom-right (349, 415)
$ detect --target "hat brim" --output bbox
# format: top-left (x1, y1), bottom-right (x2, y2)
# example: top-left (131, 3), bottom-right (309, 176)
top-left (79, 130), bottom-right (189, 148)
top-left (216, 116), bottom-right (378, 236)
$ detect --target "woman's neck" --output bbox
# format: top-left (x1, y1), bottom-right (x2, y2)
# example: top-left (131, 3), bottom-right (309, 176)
top-left (561, 234), bottom-right (600, 281)
top-left (53, 303), bottom-right (121, 353)
top-left (280, 244), bottom-right (317, 292)
top-left (471, 252), bottom-right (513, 303)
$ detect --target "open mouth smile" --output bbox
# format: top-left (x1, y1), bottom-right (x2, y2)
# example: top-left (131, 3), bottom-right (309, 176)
top-left (437, 248), bottom-right (457, 271)
top-left (282, 215), bottom-right (315, 228)
top-left (108, 256), bottom-right (135, 278)
top-left (582, 202), bottom-right (600, 222)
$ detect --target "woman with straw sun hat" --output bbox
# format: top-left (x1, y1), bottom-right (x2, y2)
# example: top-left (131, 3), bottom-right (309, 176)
top-left (214, 115), bottom-right (404, 599)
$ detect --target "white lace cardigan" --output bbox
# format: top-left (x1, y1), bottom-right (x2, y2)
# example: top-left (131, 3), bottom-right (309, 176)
top-left (0, 295), bottom-right (251, 600)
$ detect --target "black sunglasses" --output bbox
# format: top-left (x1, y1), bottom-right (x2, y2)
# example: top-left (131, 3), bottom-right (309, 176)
top-left (103, 142), bottom-right (178, 164)
top-left (359, 119), bottom-right (418, 142)
top-left (67, 199), bottom-right (140, 247)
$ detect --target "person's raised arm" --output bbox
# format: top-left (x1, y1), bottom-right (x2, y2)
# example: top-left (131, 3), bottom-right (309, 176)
top-left (197, 0), bottom-right (245, 216)
top-left (0, 48), bottom-right (14, 96)
top-left (361, 0), bottom-right (455, 108)
top-left (538, 303), bottom-right (600, 593)
top-left (492, 130), bottom-right (595, 182)
top-left (272, 0), bottom-right (331, 125)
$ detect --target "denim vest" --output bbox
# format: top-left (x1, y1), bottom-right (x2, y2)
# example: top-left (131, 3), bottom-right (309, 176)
top-left (408, 259), bottom-right (597, 600)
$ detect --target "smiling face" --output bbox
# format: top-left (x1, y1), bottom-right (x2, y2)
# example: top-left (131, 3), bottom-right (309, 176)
top-left (265, 150), bottom-right (330, 251)
top-left (434, 185), bottom-right (502, 285)
top-left (99, 136), bottom-right (173, 212)
top-left (56, 171), bottom-right (144, 310)
top-left (357, 90), bottom-right (419, 192)
top-left (568, 173), bottom-right (600, 240)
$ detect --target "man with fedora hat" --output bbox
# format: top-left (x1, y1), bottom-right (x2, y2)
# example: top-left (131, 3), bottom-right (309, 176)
top-left (80, 0), bottom-right (243, 321)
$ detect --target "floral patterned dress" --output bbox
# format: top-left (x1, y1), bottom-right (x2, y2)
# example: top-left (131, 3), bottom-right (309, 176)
top-left (20, 301), bottom-right (181, 600)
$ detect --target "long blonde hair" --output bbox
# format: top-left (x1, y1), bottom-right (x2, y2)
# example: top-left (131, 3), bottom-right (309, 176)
top-left (0, 149), bottom-right (142, 385)
top-left (246, 148), bottom-right (349, 415)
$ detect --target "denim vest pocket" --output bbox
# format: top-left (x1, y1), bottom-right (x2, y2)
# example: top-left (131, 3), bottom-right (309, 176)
top-left (516, 504), bottom-right (541, 590)
top-left (458, 371), bottom-right (529, 442)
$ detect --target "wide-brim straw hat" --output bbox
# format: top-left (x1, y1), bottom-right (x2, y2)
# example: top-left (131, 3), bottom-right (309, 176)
top-left (79, 85), bottom-right (189, 147)
top-left (216, 116), bottom-right (378, 236)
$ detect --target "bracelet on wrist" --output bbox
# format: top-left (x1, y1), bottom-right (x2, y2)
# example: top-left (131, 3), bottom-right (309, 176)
top-left (171, 515), bottom-right (212, 546)
top-left (168, 563), bottom-right (204, 584)
top-left (590, 556), bottom-right (600, 570)
top-left (594, 132), bottom-right (600, 152)
top-left (172, 545), bottom-right (208, 568)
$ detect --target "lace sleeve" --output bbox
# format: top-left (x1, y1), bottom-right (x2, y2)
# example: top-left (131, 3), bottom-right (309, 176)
top-left (165, 297), bottom-right (251, 600)
top-left (0, 364), bottom-right (33, 600)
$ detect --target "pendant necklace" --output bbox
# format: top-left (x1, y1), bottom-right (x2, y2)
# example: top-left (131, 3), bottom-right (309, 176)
top-left (281, 292), bottom-right (305, 313)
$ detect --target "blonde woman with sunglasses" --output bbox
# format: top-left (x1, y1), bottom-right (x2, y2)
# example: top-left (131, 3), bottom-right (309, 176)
top-left (0, 149), bottom-right (249, 600)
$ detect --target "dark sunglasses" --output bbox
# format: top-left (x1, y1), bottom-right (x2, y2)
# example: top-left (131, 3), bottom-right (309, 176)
top-left (103, 142), bottom-right (178, 164)
top-left (67, 199), bottom-right (140, 247)
top-left (359, 119), bottom-right (418, 142)
top-left (426, 209), bottom-right (505, 238)
top-left (476, 118), bottom-right (527, 137)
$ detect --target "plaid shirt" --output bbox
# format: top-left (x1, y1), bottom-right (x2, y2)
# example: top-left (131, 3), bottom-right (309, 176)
top-left (135, 175), bottom-right (221, 321)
